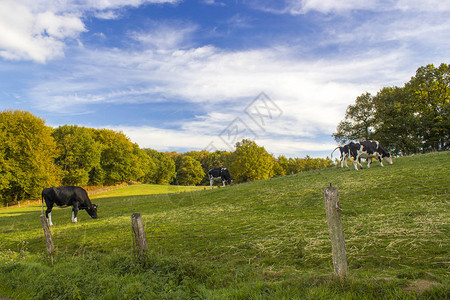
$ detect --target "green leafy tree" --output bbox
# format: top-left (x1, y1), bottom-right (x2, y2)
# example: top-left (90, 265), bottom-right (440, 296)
top-left (88, 165), bottom-right (105, 186)
top-left (183, 150), bottom-right (211, 184)
top-left (276, 155), bottom-right (290, 175)
top-left (334, 63), bottom-right (449, 154)
top-left (406, 63), bottom-right (450, 151)
top-left (276, 155), bottom-right (332, 175)
top-left (175, 155), bottom-right (205, 186)
top-left (0, 129), bottom-right (12, 197)
top-left (184, 150), bottom-right (233, 184)
top-left (204, 151), bottom-right (233, 170)
top-left (133, 144), bottom-right (156, 183)
top-left (271, 157), bottom-right (286, 177)
top-left (230, 139), bottom-right (274, 183)
top-left (373, 86), bottom-right (421, 154)
top-left (0, 110), bottom-right (61, 204)
top-left (93, 129), bottom-right (143, 184)
top-left (288, 157), bottom-right (306, 173)
top-left (143, 149), bottom-right (176, 184)
top-left (52, 125), bottom-right (102, 186)
top-left (333, 92), bottom-right (376, 144)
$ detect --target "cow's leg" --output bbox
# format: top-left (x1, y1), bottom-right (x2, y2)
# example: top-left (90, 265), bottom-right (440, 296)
top-left (344, 157), bottom-right (349, 168)
top-left (72, 203), bottom-right (78, 223)
top-left (379, 157), bottom-right (384, 167)
top-left (367, 158), bottom-right (371, 168)
top-left (48, 212), bottom-right (53, 226)
top-left (222, 178), bottom-right (226, 187)
top-left (357, 157), bottom-right (364, 169)
top-left (210, 178), bottom-right (213, 190)
top-left (45, 203), bottom-right (54, 226)
top-left (354, 155), bottom-right (363, 170)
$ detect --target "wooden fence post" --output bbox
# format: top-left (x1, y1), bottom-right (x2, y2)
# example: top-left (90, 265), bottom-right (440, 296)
top-left (40, 215), bottom-right (54, 264)
top-left (323, 186), bottom-right (348, 280)
top-left (131, 213), bottom-right (148, 260)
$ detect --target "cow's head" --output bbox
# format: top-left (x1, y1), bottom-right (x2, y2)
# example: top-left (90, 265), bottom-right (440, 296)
top-left (87, 204), bottom-right (98, 219)
top-left (383, 153), bottom-right (393, 165)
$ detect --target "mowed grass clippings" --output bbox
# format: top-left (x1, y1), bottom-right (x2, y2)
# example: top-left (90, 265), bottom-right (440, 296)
top-left (0, 152), bottom-right (449, 299)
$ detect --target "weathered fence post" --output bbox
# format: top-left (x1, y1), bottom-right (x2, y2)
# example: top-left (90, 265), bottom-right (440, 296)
top-left (323, 185), bottom-right (348, 281)
top-left (40, 215), bottom-right (54, 264)
top-left (131, 213), bottom-right (148, 260)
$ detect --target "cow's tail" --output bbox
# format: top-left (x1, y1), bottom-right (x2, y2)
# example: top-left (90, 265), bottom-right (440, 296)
top-left (330, 147), bottom-right (340, 159)
top-left (41, 192), bottom-right (44, 215)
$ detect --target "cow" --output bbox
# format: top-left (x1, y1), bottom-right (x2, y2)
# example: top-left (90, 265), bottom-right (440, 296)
top-left (348, 140), bottom-right (393, 170)
top-left (331, 142), bottom-right (355, 168)
top-left (207, 168), bottom-right (233, 189)
top-left (41, 186), bottom-right (98, 226)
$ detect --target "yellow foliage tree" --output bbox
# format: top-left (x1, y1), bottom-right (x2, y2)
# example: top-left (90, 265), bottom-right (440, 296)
top-left (230, 139), bottom-right (274, 183)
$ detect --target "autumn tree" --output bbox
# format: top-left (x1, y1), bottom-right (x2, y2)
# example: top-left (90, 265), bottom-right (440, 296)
top-left (272, 156), bottom-right (286, 177)
top-left (52, 125), bottom-right (102, 186)
top-left (276, 155), bottom-right (290, 175)
top-left (143, 149), bottom-right (176, 184)
top-left (230, 139), bottom-right (274, 183)
top-left (0, 110), bottom-right (61, 204)
top-left (133, 144), bottom-right (156, 183)
top-left (93, 129), bottom-right (145, 184)
top-left (175, 155), bottom-right (205, 186)
top-left (184, 150), bottom-right (233, 184)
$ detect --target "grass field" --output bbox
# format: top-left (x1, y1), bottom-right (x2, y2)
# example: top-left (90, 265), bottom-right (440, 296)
top-left (90, 184), bottom-right (207, 199)
top-left (0, 152), bottom-right (448, 299)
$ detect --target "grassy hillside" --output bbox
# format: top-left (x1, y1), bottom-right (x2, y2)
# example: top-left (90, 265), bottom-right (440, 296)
top-left (90, 184), bottom-right (206, 199)
top-left (0, 152), bottom-right (448, 299)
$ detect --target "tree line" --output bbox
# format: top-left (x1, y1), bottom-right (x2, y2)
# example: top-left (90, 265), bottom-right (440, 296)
top-left (333, 63), bottom-right (449, 155)
top-left (0, 110), bottom-right (332, 205)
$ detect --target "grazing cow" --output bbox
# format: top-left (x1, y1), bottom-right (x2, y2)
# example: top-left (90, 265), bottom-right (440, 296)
top-left (41, 186), bottom-right (98, 226)
top-left (348, 140), bottom-right (393, 170)
top-left (207, 168), bottom-right (233, 189)
top-left (331, 142), bottom-right (355, 168)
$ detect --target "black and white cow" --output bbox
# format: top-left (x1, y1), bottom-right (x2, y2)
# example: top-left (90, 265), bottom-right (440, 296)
top-left (41, 186), bottom-right (98, 226)
top-left (331, 142), bottom-right (355, 168)
top-left (348, 140), bottom-right (393, 170)
top-left (207, 168), bottom-right (233, 189)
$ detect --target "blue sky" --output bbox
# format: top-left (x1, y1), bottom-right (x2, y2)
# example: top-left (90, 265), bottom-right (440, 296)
top-left (1, 0), bottom-right (449, 157)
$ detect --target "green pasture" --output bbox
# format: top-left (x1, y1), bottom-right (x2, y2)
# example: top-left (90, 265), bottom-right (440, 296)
top-left (90, 184), bottom-right (206, 199)
top-left (0, 152), bottom-right (449, 299)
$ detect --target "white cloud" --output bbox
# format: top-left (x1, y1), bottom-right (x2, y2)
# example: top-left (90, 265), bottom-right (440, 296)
top-left (202, 0), bottom-right (226, 6)
top-left (109, 125), bottom-right (215, 152)
top-left (29, 36), bottom-right (411, 149)
top-left (94, 10), bottom-right (122, 20)
top-left (130, 23), bottom-right (198, 50)
top-left (0, 1), bottom-right (84, 62)
top-left (395, 0), bottom-right (450, 12)
top-left (288, 0), bottom-right (378, 14)
top-left (255, 0), bottom-right (450, 15)
top-left (0, 0), bottom-right (179, 63)
top-left (108, 124), bottom-right (334, 157)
